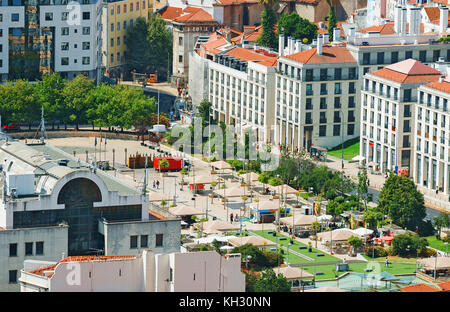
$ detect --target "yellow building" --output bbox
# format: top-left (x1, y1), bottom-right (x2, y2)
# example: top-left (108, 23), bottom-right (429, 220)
top-left (102, 0), bottom-right (152, 77)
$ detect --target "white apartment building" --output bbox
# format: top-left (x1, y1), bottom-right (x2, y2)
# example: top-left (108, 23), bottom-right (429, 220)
top-left (360, 59), bottom-right (442, 175)
top-left (208, 46), bottom-right (278, 144)
top-left (0, 0), bottom-right (102, 82)
top-left (414, 77), bottom-right (450, 195)
top-left (0, 138), bottom-right (180, 291)
top-left (275, 35), bottom-right (359, 152)
top-left (19, 250), bottom-right (245, 292)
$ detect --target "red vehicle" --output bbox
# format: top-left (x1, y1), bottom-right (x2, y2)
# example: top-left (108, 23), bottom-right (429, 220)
top-left (154, 156), bottom-right (186, 172)
top-left (2, 123), bottom-right (20, 132)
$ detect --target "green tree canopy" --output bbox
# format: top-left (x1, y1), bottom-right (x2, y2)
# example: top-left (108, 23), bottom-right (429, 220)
top-left (253, 269), bottom-right (291, 292)
top-left (378, 174), bottom-right (426, 232)
top-left (278, 12), bottom-right (318, 43)
top-left (256, 1), bottom-right (278, 50)
top-left (392, 233), bottom-right (428, 257)
top-left (327, 5), bottom-right (337, 41)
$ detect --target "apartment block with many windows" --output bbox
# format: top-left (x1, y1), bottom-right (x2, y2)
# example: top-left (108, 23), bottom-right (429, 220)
top-left (360, 59), bottom-right (442, 175)
top-left (275, 43), bottom-right (359, 152)
top-left (415, 78), bottom-right (450, 195)
top-left (101, 0), bottom-right (152, 77)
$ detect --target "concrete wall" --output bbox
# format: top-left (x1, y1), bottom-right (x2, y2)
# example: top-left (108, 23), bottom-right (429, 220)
top-left (0, 225), bottom-right (68, 292)
top-left (103, 219), bottom-right (180, 256)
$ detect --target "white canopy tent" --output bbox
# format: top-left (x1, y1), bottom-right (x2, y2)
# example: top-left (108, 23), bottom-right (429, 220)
top-left (168, 205), bottom-right (205, 217)
top-left (211, 160), bottom-right (233, 170)
top-left (352, 228), bottom-right (374, 237)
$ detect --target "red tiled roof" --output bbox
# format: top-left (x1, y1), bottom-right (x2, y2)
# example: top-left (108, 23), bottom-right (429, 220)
top-left (358, 22), bottom-right (425, 35)
top-left (29, 255), bottom-right (137, 277)
top-left (215, 0), bottom-right (259, 5)
top-left (438, 281), bottom-right (450, 291)
top-left (423, 79), bottom-right (450, 94)
top-left (425, 7), bottom-right (440, 23)
top-left (371, 59), bottom-right (442, 84)
top-left (401, 283), bottom-right (442, 292)
top-left (314, 21), bottom-right (347, 37)
top-left (224, 47), bottom-right (278, 67)
top-left (148, 208), bottom-right (167, 220)
top-left (284, 46), bottom-right (356, 65)
top-left (160, 6), bottom-right (216, 23)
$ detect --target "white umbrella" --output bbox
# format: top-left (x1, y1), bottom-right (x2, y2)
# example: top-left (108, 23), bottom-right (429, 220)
top-left (352, 228), bottom-right (374, 237)
top-left (220, 245), bottom-right (235, 250)
top-left (317, 214), bottom-right (333, 222)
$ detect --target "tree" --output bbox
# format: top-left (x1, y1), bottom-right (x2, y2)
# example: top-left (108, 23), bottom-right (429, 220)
top-left (125, 15), bottom-right (173, 80)
top-left (268, 177), bottom-right (283, 186)
top-left (256, 0), bottom-right (278, 50)
top-left (62, 75), bottom-right (95, 129)
top-left (433, 212), bottom-right (450, 239)
top-left (357, 167), bottom-right (370, 212)
top-left (253, 269), bottom-right (291, 292)
top-left (327, 3), bottom-right (337, 41)
top-left (363, 206), bottom-right (384, 229)
top-left (278, 12), bottom-right (318, 43)
top-left (378, 174), bottom-right (426, 233)
top-left (311, 221), bottom-right (321, 248)
top-left (347, 235), bottom-right (363, 254)
top-left (36, 73), bottom-right (65, 129)
top-left (392, 233), bottom-right (428, 257)
top-left (197, 99), bottom-right (213, 126)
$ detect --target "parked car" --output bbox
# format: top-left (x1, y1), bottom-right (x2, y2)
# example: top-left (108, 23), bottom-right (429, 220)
top-left (2, 123), bottom-right (20, 132)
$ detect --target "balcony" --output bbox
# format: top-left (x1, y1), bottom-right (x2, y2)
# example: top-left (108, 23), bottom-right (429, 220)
top-left (305, 118), bottom-right (313, 124)
top-left (404, 111), bottom-right (411, 118)
top-left (417, 130), bottom-right (421, 136)
top-left (425, 133), bottom-right (430, 138)
top-left (320, 118), bottom-right (327, 124)
top-left (320, 90), bottom-right (328, 95)
top-left (320, 104), bottom-right (328, 110)
top-left (306, 90), bottom-right (313, 96)
top-left (348, 116), bottom-right (355, 122)
top-left (433, 136), bottom-right (437, 142)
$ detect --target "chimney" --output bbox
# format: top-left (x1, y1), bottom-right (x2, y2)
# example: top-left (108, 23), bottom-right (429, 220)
top-left (333, 27), bottom-right (340, 41)
top-left (278, 34), bottom-right (284, 56)
top-left (394, 5), bottom-right (402, 34)
top-left (317, 34), bottom-right (323, 55)
top-left (290, 37), bottom-right (296, 55)
top-left (295, 39), bottom-right (301, 53)
top-left (440, 6), bottom-right (448, 34)
top-left (401, 7), bottom-right (407, 35)
top-left (408, 7), bottom-right (421, 36)
top-left (439, 76), bottom-right (444, 83)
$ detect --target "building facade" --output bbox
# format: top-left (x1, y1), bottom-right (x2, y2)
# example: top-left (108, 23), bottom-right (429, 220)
top-left (0, 0), bottom-right (102, 82)
top-left (19, 250), bottom-right (245, 292)
top-left (360, 59), bottom-right (442, 174)
top-left (101, 0), bottom-right (152, 77)
top-left (0, 139), bottom-right (180, 291)
top-left (414, 78), bottom-right (450, 194)
top-left (275, 38), bottom-right (359, 152)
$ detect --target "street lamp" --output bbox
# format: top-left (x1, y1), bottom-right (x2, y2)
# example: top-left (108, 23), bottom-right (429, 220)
top-left (372, 237), bottom-right (376, 259)
top-left (287, 242), bottom-right (292, 266)
top-left (246, 255), bottom-right (252, 268)
top-left (445, 242), bottom-right (448, 256)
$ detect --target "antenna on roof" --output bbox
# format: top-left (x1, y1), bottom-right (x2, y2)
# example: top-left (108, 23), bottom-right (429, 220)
top-left (33, 106), bottom-right (48, 144)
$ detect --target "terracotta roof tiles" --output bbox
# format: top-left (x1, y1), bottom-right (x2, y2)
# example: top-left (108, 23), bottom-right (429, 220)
top-left (284, 46), bottom-right (356, 65)
top-left (224, 47), bottom-right (278, 67)
top-left (438, 281), bottom-right (450, 291)
top-left (160, 6), bottom-right (216, 23)
top-left (423, 80), bottom-right (450, 94)
top-left (401, 283), bottom-right (442, 292)
top-left (371, 59), bottom-right (442, 84)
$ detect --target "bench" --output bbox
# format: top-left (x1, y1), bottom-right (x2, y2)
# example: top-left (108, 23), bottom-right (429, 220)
top-left (298, 246), bottom-right (307, 250)
top-left (315, 253), bottom-right (325, 257)
top-left (278, 237), bottom-right (287, 241)
top-left (314, 272), bottom-right (324, 276)
top-left (364, 268), bottom-right (373, 272)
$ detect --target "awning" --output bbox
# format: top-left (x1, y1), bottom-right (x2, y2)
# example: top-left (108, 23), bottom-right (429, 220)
top-left (211, 160), bottom-right (233, 170)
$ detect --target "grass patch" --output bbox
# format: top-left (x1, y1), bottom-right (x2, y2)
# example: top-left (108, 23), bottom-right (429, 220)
top-left (361, 254), bottom-right (417, 264)
top-left (301, 262), bottom-right (417, 281)
top-left (327, 141), bottom-right (360, 161)
top-left (424, 235), bottom-right (449, 253)
top-left (252, 230), bottom-right (340, 263)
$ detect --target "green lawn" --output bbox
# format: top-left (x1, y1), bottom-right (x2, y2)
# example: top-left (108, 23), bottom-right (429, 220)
top-left (361, 254), bottom-right (418, 263)
top-left (252, 230), bottom-right (340, 264)
top-left (424, 236), bottom-right (449, 253)
top-left (327, 141), bottom-right (360, 161)
top-left (301, 262), bottom-right (418, 281)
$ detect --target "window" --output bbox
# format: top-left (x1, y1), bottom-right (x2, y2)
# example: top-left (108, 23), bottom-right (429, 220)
top-left (391, 51), bottom-right (399, 63)
top-left (377, 52), bottom-right (385, 64)
top-left (9, 270), bottom-right (17, 284)
top-left (347, 124), bottom-right (355, 136)
top-left (110, 6), bottom-right (114, 15)
top-left (141, 235), bottom-right (148, 248)
top-left (130, 235), bottom-right (138, 249)
top-left (111, 23), bottom-right (114, 32)
top-left (333, 124), bottom-right (340, 136)
top-left (61, 42), bottom-right (69, 51)
top-left (130, 19), bottom-right (133, 27)
top-left (179, 55), bottom-right (183, 63)
top-left (335, 83), bottom-right (341, 94)
top-left (117, 5), bottom-right (120, 14)
top-left (349, 96), bottom-right (355, 108)
top-left (61, 57), bottom-right (69, 65)
top-left (117, 37), bottom-right (120, 46)
top-left (404, 89), bottom-right (412, 102)
top-left (110, 38), bottom-right (114, 47)
top-left (179, 37), bottom-right (183, 46)
top-left (11, 13), bottom-right (19, 22)
top-left (110, 53), bottom-right (114, 63)
top-left (130, 3), bottom-right (133, 11)
top-left (334, 68), bottom-right (342, 80)
top-left (61, 12), bottom-right (68, 21)
top-left (82, 12), bottom-right (90, 20)
top-left (156, 234), bottom-right (163, 247)
top-left (124, 4), bottom-right (127, 13)
top-left (0, 14), bottom-right (2, 22)
top-left (419, 50), bottom-right (427, 62)
top-left (82, 57), bottom-right (90, 65)
top-left (123, 20), bottom-right (127, 29)
top-left (117, 22), bottom-right (120, 31)
top-left (143, 0), bottom-right (145, 9)
top-left (116, 52), bottom-right (120, 62)
top-left (363, 53), bottom-right (370, 65)
top-left (36, 242), bottom-right (44, 255)
top-left (405, 51), bottom-right (413, 59)
top-left (82, 42), bottom-right (90, 50)
top-left (82, 27), bottom-right (90, 35)
top-left (45, 12), bottom-right (53, 21)
top-left (25, 242), bottom-right (33, 256)
top-left (136, 1), bottom-right (139, 10)
top-left (9, 243), bottom-right (17, 257)
top-left (319, 125), bottom-right (327, 137)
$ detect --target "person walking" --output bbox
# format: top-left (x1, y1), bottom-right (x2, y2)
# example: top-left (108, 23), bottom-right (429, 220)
top-left (385, 257), bottom-right (389, 267)
top-left (153, 180), bottom-right (156, 189)
top-left (230, 213), bottom-right (234, 223)
top-left (156, 180), bottom-right (160, 189)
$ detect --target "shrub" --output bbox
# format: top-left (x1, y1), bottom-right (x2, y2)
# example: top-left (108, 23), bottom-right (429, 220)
top-left (386, 246), bottom-right (396, 256)
top-left (368, 246), bottom-right (387, 258)
top-left (238, 169), bottom-right (247, 175)
top-left (420, 247), bottom-right (437, 258)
